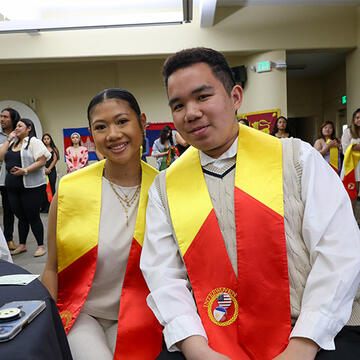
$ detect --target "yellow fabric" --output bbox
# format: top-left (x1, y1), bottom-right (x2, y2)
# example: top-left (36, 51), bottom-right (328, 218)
top-left (344, 143), bottom-right (360, 176)
top-left (166, 124), bottom-right (283, 257)
top-left (57, 160), bottom-right (158, 273)
top-left (326, 139), bottom-right (339, 170)
top-left (236, 125), bottom-right (284, 217)
top-left (166, 147), bottom-right (213, 256)
top-left (134, 162), bottom-right (159, 246)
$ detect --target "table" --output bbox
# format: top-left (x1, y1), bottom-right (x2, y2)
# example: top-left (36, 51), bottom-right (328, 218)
top-left (0, 259), bottom-right (73, 360)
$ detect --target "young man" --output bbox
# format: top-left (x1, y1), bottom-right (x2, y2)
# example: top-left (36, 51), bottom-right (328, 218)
top-left (140, 48), bottom-right (360, 360)
top-left (0, 108), bottom-right (20, 251)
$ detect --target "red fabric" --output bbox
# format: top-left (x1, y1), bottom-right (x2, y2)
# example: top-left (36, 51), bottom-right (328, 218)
top-left (58, 239), bottom-right (162, 359)
top-left (235, 187), bottom-right (291, 359)
top-left (46, 177), bottom-right (53, 202)
top-left (343, 170), bottom-right (358, 200)
top-left (114, 239), bottom-right (162, 360)
top-left (57, 245), bottom-right (98, 333)
top-left (330, 164), bottom-right (338, 173)
top-left (183, 188), bottom-right (291, 360)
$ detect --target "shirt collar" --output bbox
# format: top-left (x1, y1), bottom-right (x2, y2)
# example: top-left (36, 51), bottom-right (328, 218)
top-left (199, 137), bottom-right (238, 167)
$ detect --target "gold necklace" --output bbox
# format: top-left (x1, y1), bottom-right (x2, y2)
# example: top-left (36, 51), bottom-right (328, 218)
top-left (108, 179), bottom-right (140, 226)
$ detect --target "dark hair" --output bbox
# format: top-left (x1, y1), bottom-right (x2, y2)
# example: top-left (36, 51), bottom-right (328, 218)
top-left (162, 47), bottom-right (236, 95)
top-left (271, 116), bottom-right (290, 136)
top-left (159, 125), bottom-right (174, 145)
top-left (87, 88), bottom-right (143, 131)
top-left (1, 108), bottom-right (20, 130)
top-left (350, 108), bottom-right (360, 139)
top-left (238, 118), bottom-right (249, 126)
top-left (319, 121), bottom-right (336, 141)
top-left (42, 133), bottom-right (60, 160)
top-left (12, 118), bottom-right (36, 150)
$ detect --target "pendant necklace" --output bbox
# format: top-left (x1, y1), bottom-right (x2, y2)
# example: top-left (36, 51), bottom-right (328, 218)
top-left (108, 179), bottom-right (140, 226)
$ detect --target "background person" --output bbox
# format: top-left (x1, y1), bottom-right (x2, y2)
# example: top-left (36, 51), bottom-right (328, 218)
top-left (238, 118), bottom-right (249, 126)
top-left (42, 88), bottom-right (162, 360)
top-left (0, 118), bottom-right (51, 257)
top-left (152, 125), bottom-right (176, 170)
top-left (0, 108), bottom-right (20, 251)
top-left (271, 116), bottom-right (291, 138)
top-left (41, 133), bottom-right (59, 213)
top-left (341, 108), bottom-right (360, 210)
top-left (142, 126), bottom-right (150, 162)
top-left (65, 132), bottom-right (88, 173)
top-left (175, 131), bottom-right (189, 156)
top-left (314, 121), bottom-right (342, 174)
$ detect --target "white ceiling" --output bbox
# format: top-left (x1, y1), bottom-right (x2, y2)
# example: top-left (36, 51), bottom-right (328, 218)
top-left (217, 0), bottom-right (360, 5)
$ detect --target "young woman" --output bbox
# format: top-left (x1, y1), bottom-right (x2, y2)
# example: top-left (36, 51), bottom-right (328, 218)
top-left (0, 118), bottom-right (51, 257)
top-left (0, 107), bottom-right (20, 251)
top-left (341, 108), bottom-right (360, 209)
top-left (42, 89), bottom-right (162, 360)
top-left (41, 133), bottom-right (59, 212)
top-left (271, 116), bottom-right (291, 138)
top-left (314, 121), bottom-right (342, 174)
top-left (152, 125), bottom-right (176, 170)
top-left (65, 132), bottom-right (88, 173)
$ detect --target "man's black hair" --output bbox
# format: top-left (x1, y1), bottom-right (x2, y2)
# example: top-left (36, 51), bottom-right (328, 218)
top-left (162, 47), bottom-right (236, 95)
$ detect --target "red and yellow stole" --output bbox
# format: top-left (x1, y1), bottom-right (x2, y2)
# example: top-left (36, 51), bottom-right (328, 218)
top-left (166, 125), bottom-right (291, 360)
top-left (343, 144), bottom-right (360, 200)
top-left (57, 160), bottom-right (162, 360)
top-left (326, 139), bottom-right (339, 173)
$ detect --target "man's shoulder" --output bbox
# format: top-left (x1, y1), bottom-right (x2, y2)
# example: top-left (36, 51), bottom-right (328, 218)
top-left (0, 131), bottom-right (7, 145)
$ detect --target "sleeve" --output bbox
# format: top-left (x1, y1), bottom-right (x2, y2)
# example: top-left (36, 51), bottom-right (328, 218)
top-left (30, 138), bottom-right (51, 161)
top-left (0, 228), bottom-right (12, 263)
top-left (65, 147), bottom-right (74, 172)
top-left (172, 130), bottom-right (178, 145)
top-left (290, 141), bottom-right (360, 350)
top-left (151, 139), bottom-right (162, 156)
top-left (79, 147), bottom-right (88, 167)
top-left (140, 179), bottom-right (208, 352)
top-left (341, 127), bottom-right (352, 153)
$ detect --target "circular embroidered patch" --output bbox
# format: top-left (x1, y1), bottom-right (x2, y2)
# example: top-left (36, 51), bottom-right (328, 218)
top-left (348, 183), bottom-right (355, 190)
top-left (60, 310), bottom-right (72, 330)
top-left (204, 288), bottom-right (238, 326)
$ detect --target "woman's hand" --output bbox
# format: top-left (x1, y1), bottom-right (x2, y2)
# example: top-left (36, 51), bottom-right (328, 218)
top-left (353, 144), bottom-right (360, 151)
top-left (10, 166), bottom-right (26, 176)
top-left (7, 131), bottom-right (16, 142)
top-left (45, 168), bottom-right (50, 175)
top-left (327, 139), bottom-right (339, 148)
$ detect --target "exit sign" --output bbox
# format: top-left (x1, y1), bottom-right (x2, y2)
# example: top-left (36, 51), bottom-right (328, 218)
top-left (256, 61), bottom-right (271, 73)
top-left (342, 95), bottom-right (347, 104)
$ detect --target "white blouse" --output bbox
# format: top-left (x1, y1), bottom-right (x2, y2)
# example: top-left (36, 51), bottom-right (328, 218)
top-left (82, 177), bottom-right (140, 320)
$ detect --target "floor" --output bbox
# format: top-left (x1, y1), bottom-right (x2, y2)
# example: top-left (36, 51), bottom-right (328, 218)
top-left (3, 211), bottom-right (49, 276)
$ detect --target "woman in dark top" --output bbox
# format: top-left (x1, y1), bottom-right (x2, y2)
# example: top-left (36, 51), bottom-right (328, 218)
top-left (271, 116), bottom-right (291, 138)
top-left (0, 118), bottom-right (51, 257)
top-left (41, 134), bottom-right (59, 212)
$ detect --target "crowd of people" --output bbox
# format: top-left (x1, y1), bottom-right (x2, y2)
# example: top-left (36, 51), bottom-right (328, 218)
top-left (0, 47), bottom-right (360, 360)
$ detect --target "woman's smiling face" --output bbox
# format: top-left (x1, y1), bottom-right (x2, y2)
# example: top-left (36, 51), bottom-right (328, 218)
top-left (89, 98), bottom-right (145, 166)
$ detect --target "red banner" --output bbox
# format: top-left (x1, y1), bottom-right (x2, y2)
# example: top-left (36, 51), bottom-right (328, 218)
top-left (237, 109), bottom-right (280, 134)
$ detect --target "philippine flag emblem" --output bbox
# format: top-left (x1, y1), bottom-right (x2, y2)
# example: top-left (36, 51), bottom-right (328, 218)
top-left (204, 288), bottom-right (238, 326)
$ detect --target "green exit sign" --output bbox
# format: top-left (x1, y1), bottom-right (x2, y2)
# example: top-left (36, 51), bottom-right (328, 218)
top-left (342, 95), bottom-right (347, 104)
top-left (256, 61), bottom-right (271, 73)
